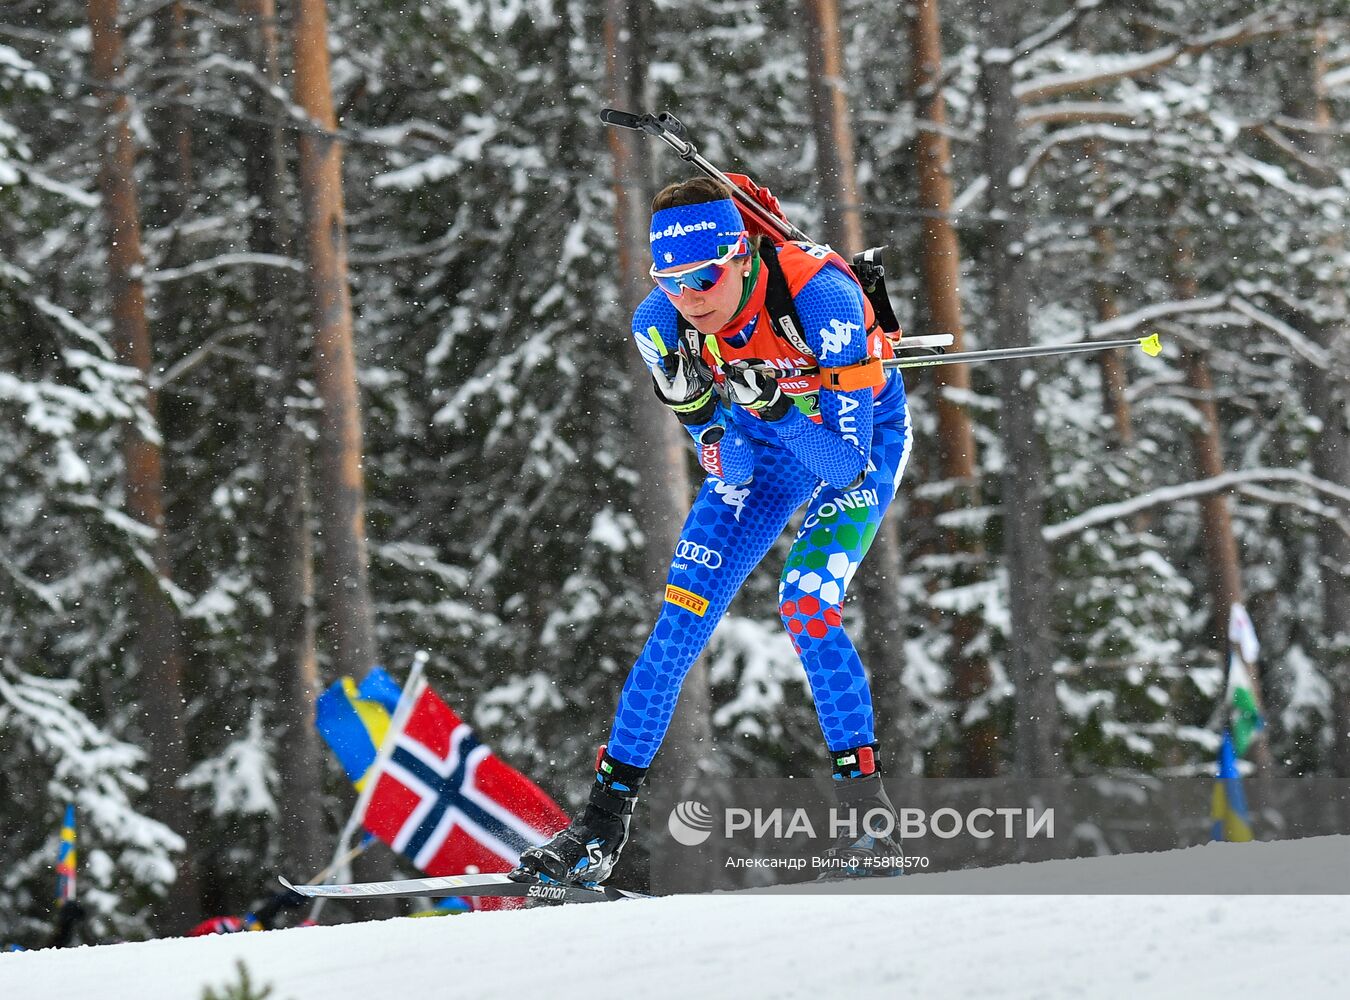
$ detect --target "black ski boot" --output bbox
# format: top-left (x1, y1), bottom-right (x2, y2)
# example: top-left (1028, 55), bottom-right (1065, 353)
top-left (817, 744), bottom-right (905, 879)
top-left (513, 747), bottom-right (647, 887)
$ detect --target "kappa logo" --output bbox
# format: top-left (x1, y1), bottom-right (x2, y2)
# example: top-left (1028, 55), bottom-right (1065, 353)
top-left (713, 479), bottom-right (749, 521)
top-left (820, 318), bottom-right (860, 355)
top-left (650, 219), bottom-right (718, 243)
top-left (675, 541), bottom-right (723, 569)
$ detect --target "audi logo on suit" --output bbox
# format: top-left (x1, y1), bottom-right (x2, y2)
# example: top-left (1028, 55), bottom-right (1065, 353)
top-left (674, 541), bottom-right (722, 569)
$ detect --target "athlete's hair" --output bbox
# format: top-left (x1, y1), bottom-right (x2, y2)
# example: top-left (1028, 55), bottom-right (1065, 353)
top-left (651, 177), bottom-right (760, 254)
top-left (651, 176), bottom-right (735, 213)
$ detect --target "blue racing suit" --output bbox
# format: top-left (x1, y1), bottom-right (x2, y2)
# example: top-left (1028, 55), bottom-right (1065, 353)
top-left (608, 247), bottom-right (912, 767)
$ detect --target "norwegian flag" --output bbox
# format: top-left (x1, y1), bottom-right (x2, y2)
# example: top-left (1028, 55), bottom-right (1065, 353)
top-left (360, 684), bottom-right (569, 878)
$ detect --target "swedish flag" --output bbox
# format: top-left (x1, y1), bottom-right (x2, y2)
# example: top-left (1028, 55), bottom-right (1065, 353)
top-left (315, 667), bottom-right (403, 789)
top-left (1210, 730), bottom-right (1253, 842)
top-left (56, 803), bottom-right (76, 903)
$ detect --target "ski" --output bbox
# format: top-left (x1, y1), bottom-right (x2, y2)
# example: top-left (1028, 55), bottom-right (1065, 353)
top-left (278, 873), bottom-right (647, 905)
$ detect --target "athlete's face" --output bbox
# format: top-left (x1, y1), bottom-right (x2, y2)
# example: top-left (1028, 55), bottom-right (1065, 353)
top-left (658, 256), bottom-right (750, 335)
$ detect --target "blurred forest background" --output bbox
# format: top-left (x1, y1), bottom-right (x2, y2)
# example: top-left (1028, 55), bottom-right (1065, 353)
top-left (1, 0), bottom-right (1346, 940)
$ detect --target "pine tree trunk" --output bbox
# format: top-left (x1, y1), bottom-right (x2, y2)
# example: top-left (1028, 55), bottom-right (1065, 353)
top-left (1091, 285), bottom-right (1133, 444)
top-left (801, 0), bottom-right (863, 253)
top-left (291, 0), bottom-right (379, 680)
top-left (239, 0), bottom-right (327, 879)
top-left (1084, 145), bottom-right (1159, 545)
top-left (86, 0), bottom-right (202, 929)
top-left (1283, 30), bottom-right (1350, 780)
top-left (1170, 237), bottom-right (1243, 636)
top-left (1182, 351), bottom-right (1243, 624)
top-left (1169, 234), bottom-right (1275, 771)
top-left (1085, 148), bottom-right (1135, 447)
top-left (979, 16), bottom-right (1061, 778)
top-left (145, 0), bottom-right (193, 392)
top-left (908, 0), bottom-right (995, 776)
top-left (604, 0), bottom-right (710, 891)
top-left (1311, 358), bottom-right (1350, 779)
top-left (149, 0), bottom-right (193, 222)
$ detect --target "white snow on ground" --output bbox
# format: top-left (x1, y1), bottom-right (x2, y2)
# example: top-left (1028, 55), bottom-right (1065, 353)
top-left (5, 837), bottom-right (1348, 1000)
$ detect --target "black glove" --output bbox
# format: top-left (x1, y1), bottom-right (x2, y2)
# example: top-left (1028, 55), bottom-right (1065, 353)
top-left (652, 346), bottom-right (717, 425)
top-left (722, 360), bottom-right (793, 421)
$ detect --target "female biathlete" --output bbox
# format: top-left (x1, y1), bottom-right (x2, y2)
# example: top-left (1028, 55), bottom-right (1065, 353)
top-left (517, 177), bottom-right (912, 886)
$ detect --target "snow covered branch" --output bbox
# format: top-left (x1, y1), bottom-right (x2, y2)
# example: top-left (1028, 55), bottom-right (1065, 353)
top-left (30, 295), bottom-right (118, 359)
top-left (1087, 295), bottom-right (1227, 340)
top-left (1018, 102), bottom-right (1141, 127)
top-left (1271, 114), bottom-right (1350, 137)
top-left (0, 554), bottom-right (65, 613)
top-left (154, 328), bottom-right (255, 389)
top-left (1014, 6), bottom-right (1301, 104)
top-left (143, 252), bottom-right (304, 286)
top-left (1225, 297), bottom-right (1333, 371)
top-left (1044, 469), bottom-right (1350, 543)
top-left (1013, 0), bottom-right (1105, 62)
top-left (1249, 123), bottom-right (1336, 181)
top-left (17, 164), bottom-right (100, 207)
top-left (950, 175), bottom-right (987, 216)
top-left (1011, 124), bottom-right (1153, 188)
top-left (194, 52), bottom-right (301, 120)
top-left (1082, 293), bottom-right (1341, 372)
top-left (1236, 484), bottom-right (1350, 540)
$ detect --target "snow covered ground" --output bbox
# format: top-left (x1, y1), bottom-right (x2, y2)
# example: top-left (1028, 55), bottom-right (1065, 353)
top-left (6, 836), bottom-right (1348, 1000)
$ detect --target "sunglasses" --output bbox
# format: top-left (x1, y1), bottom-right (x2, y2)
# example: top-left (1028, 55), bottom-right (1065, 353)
top-left (650, 234), bottom-right (748, 296)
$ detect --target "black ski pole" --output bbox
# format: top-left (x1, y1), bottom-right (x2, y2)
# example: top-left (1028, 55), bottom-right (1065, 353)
top-left (600, 108), bottom-right (812, 244)
top-left (883, 334), bottom-right (1163, 370)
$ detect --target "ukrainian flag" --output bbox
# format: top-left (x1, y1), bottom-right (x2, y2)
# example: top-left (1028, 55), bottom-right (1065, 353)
top-left (1210, 730), bottom-right (1253, 842)
top-left (315, 667), bottom-right (403, 788)
top-left (56, 803), bottom-right (76, 903)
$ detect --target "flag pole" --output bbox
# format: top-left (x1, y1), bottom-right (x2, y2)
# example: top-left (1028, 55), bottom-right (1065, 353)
top-left (56, 802), bottom-right (77, 904)
top-left (308, 832), bottom-right (374, 886)
top-left (309, 651), bottom-right (429, 921)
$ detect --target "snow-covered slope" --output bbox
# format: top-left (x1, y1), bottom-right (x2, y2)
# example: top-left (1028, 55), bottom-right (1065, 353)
top-left (6, 837), bottom-right (1347, 1000)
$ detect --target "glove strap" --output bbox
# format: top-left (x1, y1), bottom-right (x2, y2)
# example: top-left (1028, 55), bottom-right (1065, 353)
top-left (668, 388), bottom-right (716, 426)
top-left (668, 388), bottom-right (714, 415)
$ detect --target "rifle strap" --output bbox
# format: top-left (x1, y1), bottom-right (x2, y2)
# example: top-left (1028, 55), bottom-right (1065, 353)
top-left (759, 242), bottom-right (814, 359)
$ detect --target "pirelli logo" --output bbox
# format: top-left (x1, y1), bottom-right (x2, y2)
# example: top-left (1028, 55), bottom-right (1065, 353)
top-left (664, 585), bottom-right (710, 617)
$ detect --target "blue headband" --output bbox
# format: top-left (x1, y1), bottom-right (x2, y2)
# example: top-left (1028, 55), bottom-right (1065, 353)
top-left (649, 198), bottom-right (748, 271)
